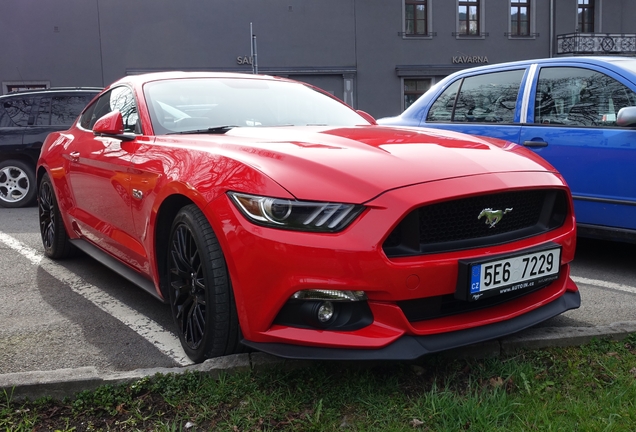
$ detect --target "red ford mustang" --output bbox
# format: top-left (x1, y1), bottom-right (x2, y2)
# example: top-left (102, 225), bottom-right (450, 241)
top-left (37, 72), bottom-right (580, 362)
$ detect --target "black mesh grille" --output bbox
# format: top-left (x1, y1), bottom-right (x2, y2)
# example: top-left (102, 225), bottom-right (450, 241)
top-left (398, 285), bottom-right (545, 323)
top-left (383, 189), bottom-right (568, 257)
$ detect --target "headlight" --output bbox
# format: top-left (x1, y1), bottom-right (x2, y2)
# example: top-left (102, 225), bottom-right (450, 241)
top-left (228, 192), bottom-right (364, 232)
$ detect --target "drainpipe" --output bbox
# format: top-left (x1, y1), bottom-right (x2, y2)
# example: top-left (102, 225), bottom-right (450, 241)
top-left (549, 0), bottom-right (554, 57)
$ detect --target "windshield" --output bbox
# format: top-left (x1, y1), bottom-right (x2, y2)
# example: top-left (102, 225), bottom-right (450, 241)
top-left (143, 77), bottom-right (369, 135)
top-left (607, 58), bottom-right (636, 77)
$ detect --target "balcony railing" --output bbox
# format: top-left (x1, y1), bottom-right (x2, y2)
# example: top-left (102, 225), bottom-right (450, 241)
top-left (557, 33), bottom-right (636, 55)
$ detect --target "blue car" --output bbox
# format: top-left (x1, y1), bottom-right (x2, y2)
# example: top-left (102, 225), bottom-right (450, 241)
top-left (379, 56), bottom-right (636, 243)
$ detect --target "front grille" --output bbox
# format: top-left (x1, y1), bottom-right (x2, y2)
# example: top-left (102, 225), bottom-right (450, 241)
top-left (398, 284), bottom-right (545, 322)
top-left (383, 189), bottom-right (568, 257)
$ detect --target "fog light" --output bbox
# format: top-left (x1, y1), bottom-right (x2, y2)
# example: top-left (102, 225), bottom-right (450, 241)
top-left (317, 301), bottom-right (334, 323)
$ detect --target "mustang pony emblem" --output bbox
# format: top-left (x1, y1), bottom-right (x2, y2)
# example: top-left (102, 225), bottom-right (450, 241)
top-left (478, 207), bottom-right (513, 228)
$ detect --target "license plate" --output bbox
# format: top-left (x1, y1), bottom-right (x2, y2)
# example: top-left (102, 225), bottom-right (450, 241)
top-left (457, 245), bottom-right (561, 301)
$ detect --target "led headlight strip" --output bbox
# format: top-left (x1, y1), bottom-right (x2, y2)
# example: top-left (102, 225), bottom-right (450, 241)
top-left (228, 192), bottom-right (364, 232)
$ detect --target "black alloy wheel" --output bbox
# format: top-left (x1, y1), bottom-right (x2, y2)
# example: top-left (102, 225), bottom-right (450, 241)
top-left (167, 204), bottom-right (241, 362)
top-left (38, 173), bottom-right (73, 259)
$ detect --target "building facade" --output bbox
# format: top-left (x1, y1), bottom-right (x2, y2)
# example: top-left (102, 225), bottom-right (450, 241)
top-left (2, 0), bottom-right (635, 119)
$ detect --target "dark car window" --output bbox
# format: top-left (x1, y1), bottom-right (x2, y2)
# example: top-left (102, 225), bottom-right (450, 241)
top-left (0, 97), bottom-right (34, 127)
top-left (453, 70), bottom-right (524, 124)
top-left (0, 103), bottom-right (11, 127)
top-left (534, 67), bottom-right (636, 127)
top-left (51, 96), bottom-right (93, 126)
top-left (33, 95), bottom-right (95, 126)
top-left (80, 87), bottom-right (139, 132)
top-left (35, 97), bottom-right (51, 125)
top-left (426, 70), bottom-right (524, 124)
top-left (426, 80), bottom-right (461, 122)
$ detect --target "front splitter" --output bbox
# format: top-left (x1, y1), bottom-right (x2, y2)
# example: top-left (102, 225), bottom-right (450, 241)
top-left (241, 290), bottom-right (581, 361)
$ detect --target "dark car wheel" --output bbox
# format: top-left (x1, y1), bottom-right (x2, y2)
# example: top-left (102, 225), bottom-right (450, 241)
top-left (167, 204), bottom-right (242, 362)
top-left (0, 160), bottom-right (37, 208)
top-left (39, 173), bottom-right (74, 259)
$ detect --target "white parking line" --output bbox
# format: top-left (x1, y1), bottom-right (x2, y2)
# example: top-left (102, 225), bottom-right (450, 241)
top-left (571, 276), bottom-right (636, 296)
top-left (0, 232), bottom-right (193, 367)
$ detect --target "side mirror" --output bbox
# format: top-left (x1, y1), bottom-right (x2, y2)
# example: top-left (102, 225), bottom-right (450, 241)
top-left (93, 110), bottom-right (125, 135)
top-left (616, 106), bottom-right (636, 127)
top-left (356, 110), bottom-right (377, 125)
top-left (92, 110), bottom-right (135, 141)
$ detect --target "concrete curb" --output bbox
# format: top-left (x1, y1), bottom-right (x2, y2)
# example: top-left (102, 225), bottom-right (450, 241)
top-left (2, 323), bottom-right (636, 401)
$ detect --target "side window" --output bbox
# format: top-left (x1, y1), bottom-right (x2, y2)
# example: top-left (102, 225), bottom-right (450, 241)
top-left (110, 88), bottom-right (139, 133)
top-left (534, 67), bottom-right (636, 127)
top-left (51, 95), bottom-right (93, 126)
top-left (1, 97), bottom-right (34, 127)
top-left (35, 97), bottom-right (51, 125)
top-left (0, 104), bottom-right (9, 127)
top-left (79, 87), bottom-right (139, 133)
top-left (426, 80), bottom-right (461, 122)
top-left (443, 70), bottom-right (524, 124)
top-left (454, 71), bottom-right (523, 123)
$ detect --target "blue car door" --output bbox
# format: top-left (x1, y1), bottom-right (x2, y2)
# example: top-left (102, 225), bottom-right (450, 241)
top-left (519, 64), bottom-right (636, 233)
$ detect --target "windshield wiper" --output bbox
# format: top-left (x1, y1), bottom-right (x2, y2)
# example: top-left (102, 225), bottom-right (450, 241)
top-left (168, 125), bottom-right (238, 135)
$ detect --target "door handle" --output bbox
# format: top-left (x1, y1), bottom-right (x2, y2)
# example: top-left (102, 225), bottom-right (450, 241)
top-left (523, 140), bottom-right (548, 148)
top-left (70, 151), bottom-right (80, 161)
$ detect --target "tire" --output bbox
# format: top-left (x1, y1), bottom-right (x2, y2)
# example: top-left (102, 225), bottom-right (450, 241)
top-left (0, 160), bottom-right (37, 208)
top-left (38, 173), bottom-right (74, 259)
top-left (167, 204), bottom-right (242, 362)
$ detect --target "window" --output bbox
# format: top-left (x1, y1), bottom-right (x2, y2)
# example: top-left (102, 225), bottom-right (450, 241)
top-left (405, 0), bottom-right (428, 36)
top-left (404, 79), bottom-right (431, 110)
top-left (51, 96), bottom-right (93, 126)
top-left (35, 97), bottom-right (51, 125)
top-left (426, 70), bottom-right (524, 124)
top-left (578, 0), bottom-right (594, 33)
top-left (0, 97), bottom-right (34, 127)
top-left (80, 87), bottom-right (139, 132)
top-left (534, 67), bottom-right (636, 127)
top-left (458, 0), bottom-right (480, 36)
top-left (510, 0), bottom-right (530, 36)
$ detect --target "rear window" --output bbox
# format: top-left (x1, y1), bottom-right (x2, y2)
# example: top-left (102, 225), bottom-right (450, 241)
top-left (0, 97), bottom-right (34, 127)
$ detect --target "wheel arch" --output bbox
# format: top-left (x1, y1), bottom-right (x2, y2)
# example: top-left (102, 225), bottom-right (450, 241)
top-left (154, 193), bottom-right (198, 299)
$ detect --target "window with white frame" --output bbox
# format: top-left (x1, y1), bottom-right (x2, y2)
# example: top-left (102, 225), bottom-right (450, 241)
top-left (578, 0), bottom-right (595, 33)
top-left (404, 0), bottom-right (432, 37)
top-left (510, 0), bottom-right (531, 36)
top-left (457, 0), bottom-right (483, 37)
top-left (404, 78), bottom-right (431, 110)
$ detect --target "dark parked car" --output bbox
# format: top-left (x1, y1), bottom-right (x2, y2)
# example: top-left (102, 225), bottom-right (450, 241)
top-left (379, 56), bottom-right (636, 243)
top-left (0, 87), bottom-right (100, 207)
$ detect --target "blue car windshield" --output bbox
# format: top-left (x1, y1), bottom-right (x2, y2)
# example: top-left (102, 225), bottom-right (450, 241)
top-left (143, 78), bottom-right (369, 135)
top-left (606, 59), bottom-right (636, 77)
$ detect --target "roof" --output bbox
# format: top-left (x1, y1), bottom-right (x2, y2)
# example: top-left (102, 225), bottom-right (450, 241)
top-left (1, 87), bottom-right (102, 98)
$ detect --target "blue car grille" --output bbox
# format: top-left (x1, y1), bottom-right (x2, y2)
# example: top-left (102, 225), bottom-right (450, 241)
top-left (383, 189), bottom-right (568, 257)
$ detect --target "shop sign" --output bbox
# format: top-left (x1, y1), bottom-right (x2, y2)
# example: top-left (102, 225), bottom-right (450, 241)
top-left (237, 56), bottom-right (253, 65)
top-left (452, 56), bottom-right (489, 64)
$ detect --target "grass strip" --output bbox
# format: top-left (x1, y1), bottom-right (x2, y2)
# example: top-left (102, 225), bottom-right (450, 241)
top-left (2, 334), bottom-right (635, 431)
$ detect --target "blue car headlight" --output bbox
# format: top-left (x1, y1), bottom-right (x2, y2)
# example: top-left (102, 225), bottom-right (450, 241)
top-left (228, 192), bottom-right (364, 232)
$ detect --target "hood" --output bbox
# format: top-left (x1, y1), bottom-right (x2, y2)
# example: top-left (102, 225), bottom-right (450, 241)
top-left (156, 126), bottom-right (557, 203)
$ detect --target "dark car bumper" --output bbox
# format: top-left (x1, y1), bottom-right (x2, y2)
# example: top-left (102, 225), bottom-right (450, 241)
top-left (242, 290), bottom-right (581, 361)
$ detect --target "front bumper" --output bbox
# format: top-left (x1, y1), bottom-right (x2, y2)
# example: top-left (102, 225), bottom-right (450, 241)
top-left (242, 290), bottom-right (580, 360)
top-left (206, 170), bottom-right (578, 352)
